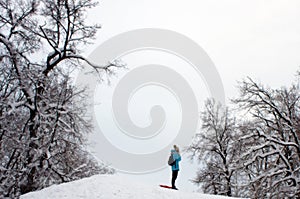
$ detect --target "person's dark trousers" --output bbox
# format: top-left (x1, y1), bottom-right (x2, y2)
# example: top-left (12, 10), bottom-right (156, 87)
top-left (171, 170), bottom-right (179, 189)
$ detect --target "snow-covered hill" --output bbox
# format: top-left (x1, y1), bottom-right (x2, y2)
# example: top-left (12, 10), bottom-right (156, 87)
top-left (21, 174), bottom-right (241, 199)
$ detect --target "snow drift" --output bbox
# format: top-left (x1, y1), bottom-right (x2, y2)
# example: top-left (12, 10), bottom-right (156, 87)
top-left (21, 174), bottom-right (242, 199)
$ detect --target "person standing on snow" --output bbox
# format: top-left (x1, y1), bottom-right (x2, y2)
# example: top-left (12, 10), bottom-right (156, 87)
top-left (171, 145), bottom-right (181, 190)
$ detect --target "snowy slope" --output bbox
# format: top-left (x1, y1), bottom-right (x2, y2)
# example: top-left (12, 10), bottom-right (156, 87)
top-left (21, 174), bottom-right (241, 199)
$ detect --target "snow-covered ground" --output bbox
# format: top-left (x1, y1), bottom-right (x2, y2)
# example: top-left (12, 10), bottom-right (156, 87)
top-left (21, 174), bottom-right (242, 199)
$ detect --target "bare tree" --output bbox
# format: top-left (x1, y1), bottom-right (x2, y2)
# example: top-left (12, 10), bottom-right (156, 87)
top-left (188, 73), bottom-right (299, 198)
top-left (0, 0), bottom-right (118, 197)
top-left (187, 99), bottom-right (241, 197)
top-left (234, 77), bottom-right (300, 198)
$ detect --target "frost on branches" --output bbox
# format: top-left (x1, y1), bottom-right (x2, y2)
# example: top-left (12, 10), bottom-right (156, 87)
top-left (187, 99), bottom-right (243, 197)
top-left (188, 74), bottom-right (300, 198)
top-left (0, 0), bottom-right (118, 197)
top-left (235, 77), bottom-right (300, 198)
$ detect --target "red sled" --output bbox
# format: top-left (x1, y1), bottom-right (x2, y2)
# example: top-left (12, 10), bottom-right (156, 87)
top-left (159, 185), bottom-right (173, 189)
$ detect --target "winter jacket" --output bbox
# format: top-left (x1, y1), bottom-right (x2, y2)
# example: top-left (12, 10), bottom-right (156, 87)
top-left (171, 149), bottom-right (181, 171)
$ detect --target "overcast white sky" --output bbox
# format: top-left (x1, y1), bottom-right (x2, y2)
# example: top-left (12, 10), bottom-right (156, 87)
top-left (81, 0), bottom-right (300, 192)
top-left (85, 0), bottom-right (300, 96)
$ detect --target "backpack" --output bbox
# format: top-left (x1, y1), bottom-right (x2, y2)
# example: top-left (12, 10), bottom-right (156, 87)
top-left (168, 154), bottom-right (176, 166)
